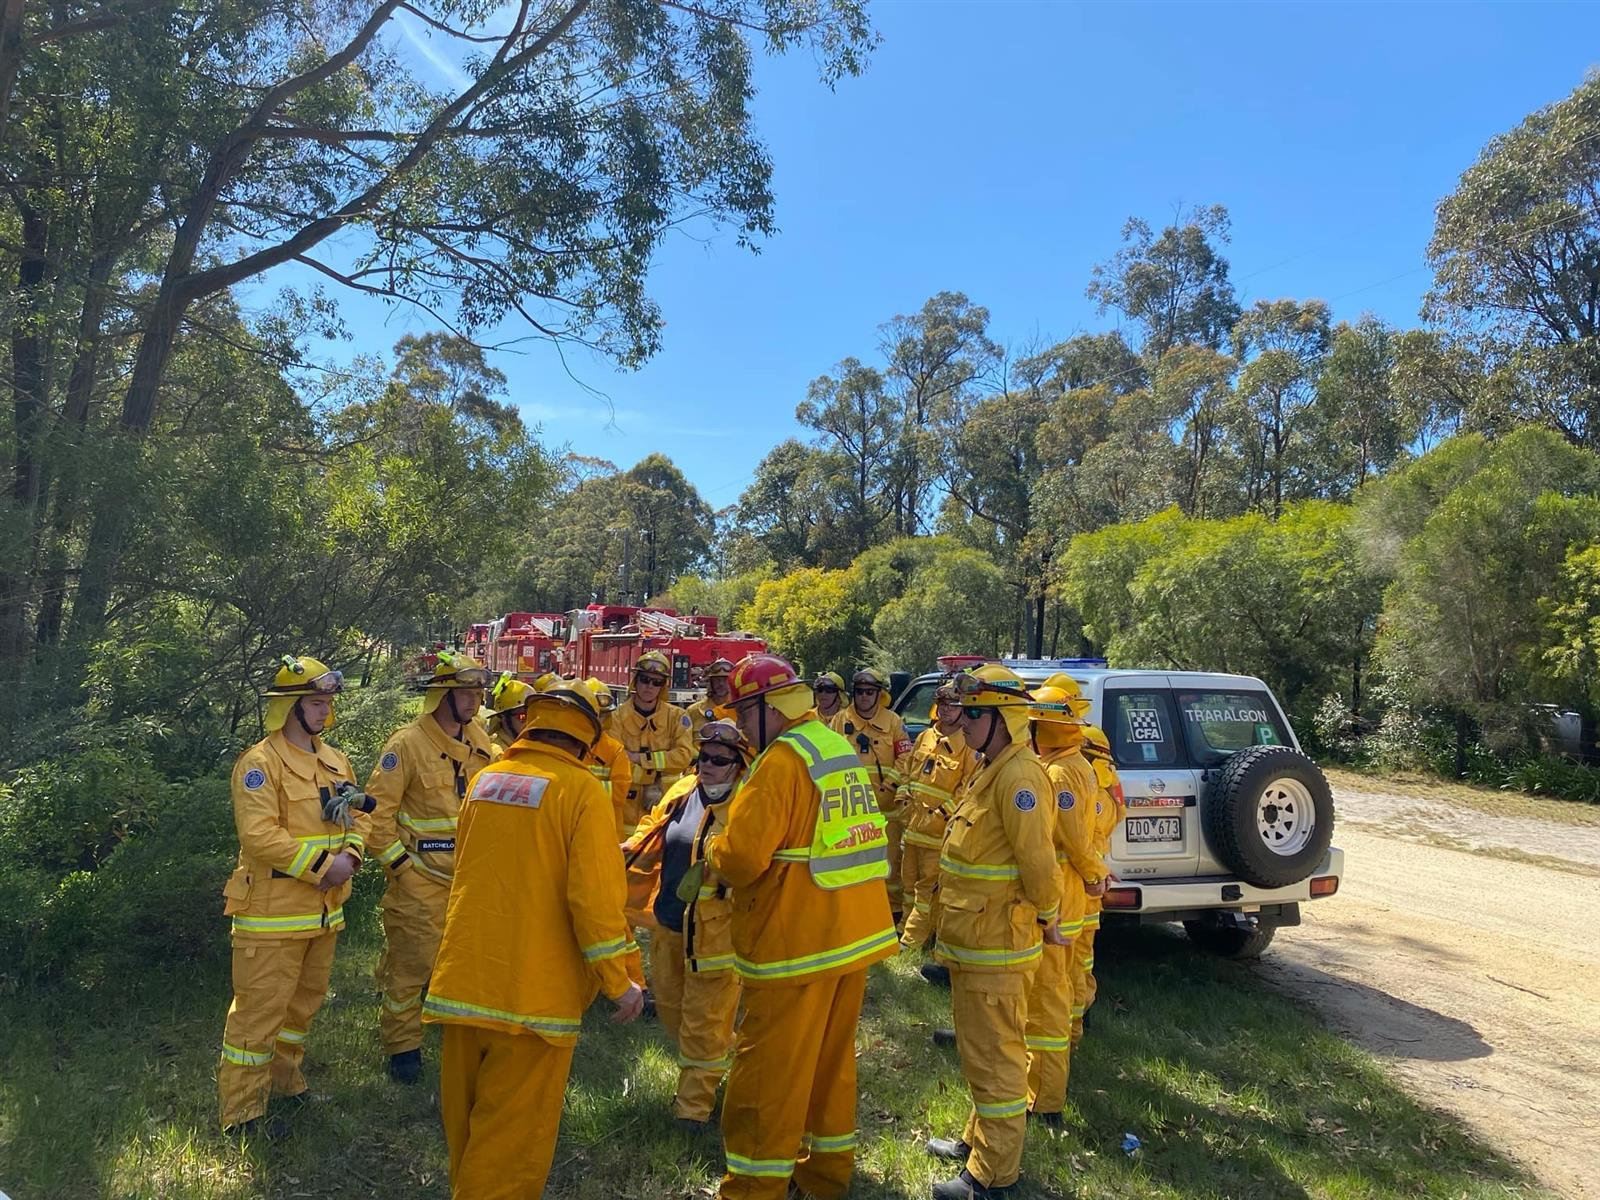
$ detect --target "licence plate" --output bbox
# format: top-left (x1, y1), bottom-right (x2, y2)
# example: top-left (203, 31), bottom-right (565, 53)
top-left (1126, 816), bottom-right (1182, 843)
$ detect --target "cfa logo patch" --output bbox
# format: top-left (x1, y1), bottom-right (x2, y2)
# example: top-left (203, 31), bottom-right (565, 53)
top-left (1057, 790), bottom-right (1075, 811)
top-left (1013, 789), bottom-right (1038, 812)
top-left (681, 715), bottom-right (692, 729)
top-left (380, 750), bottom-right (399, 772)
top-left (243, 768), bottom-right (266, 791)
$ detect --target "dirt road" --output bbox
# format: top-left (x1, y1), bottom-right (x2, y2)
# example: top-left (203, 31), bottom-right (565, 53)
top-left (1254, 778), bottom-right (1600, 1199)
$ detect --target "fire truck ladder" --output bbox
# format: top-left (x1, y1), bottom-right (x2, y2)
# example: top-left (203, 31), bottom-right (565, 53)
top-left (634, 610), bottom-right (701, 638)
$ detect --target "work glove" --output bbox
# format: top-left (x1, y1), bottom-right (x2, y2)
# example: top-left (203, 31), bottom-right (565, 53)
top-left (675, 861), bottom-right (706, 903)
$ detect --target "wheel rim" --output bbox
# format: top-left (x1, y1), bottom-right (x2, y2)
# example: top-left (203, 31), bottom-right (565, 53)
top-left (1256, 778), bottom-right (1314, 856)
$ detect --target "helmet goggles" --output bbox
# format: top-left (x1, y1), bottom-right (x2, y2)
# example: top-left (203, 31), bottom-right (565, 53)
top-left (266, 655), bottom-right (344, 696)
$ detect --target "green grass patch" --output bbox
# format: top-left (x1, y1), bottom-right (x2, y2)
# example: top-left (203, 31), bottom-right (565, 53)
top-left (0, 928), bottom-right (1544, 1199)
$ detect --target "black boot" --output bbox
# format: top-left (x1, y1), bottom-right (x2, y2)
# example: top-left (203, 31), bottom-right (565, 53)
top-left (641, 989), bottom-right (657, 1020)
top-left (225, 1115), bottom-right (290, 1143)
top-left (931, 1168), bottom-right (1014, 1199)
top-left (387, 1048), bottom-right (422, 1085)
top-left (1029, 1108), bottom-right (1065, 1132)
top-left (920, 963), bottom-right (951, 987)
top-left (931, 1027), bottom-right (956, 1048)
top-left (924, 1136), bottom-right (971, 1160)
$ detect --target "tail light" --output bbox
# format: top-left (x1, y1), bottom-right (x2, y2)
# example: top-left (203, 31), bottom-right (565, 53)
top-left (1102, 886), bottom-right (1142, 910)
top-left (1309, 875), bottom-right (1339, 898)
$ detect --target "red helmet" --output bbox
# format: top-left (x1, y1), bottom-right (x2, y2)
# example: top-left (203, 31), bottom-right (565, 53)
top-left (728, 654), bottom-right (803, 705)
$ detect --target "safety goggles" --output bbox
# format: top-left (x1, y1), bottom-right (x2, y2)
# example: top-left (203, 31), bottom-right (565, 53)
top-left (697, 751), bottom-right (741, 768)
top-left (306, 669), bottom-right (344, 694)
top-left (954, 673), bottom-right (1024, 700)
top-left (634, 672), bottom-right (668, 688)
top-left (443, 666), bottom-right (492, 688)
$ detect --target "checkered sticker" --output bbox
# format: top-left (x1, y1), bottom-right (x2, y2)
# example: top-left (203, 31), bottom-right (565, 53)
top-left (1127, 707), bottom-right (1164, 743)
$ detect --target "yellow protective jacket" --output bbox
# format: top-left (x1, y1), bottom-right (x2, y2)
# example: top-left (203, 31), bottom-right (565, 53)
top-left (365, 715), bottom-right (494, 884)
top-left (934, 741), bottom-right (1061, 972)
top-left (707, 732), bottom-right (898, 989)
top-left (421, 738), bottom-right (635, 1043)
top-left (223, 732), bottom-right (367, 939)
top-left (623, 774), bottom-right (736, 973)
top-left (687, 695), bottom-right (734, 736)
top-left (588, 732), bottom-right (634, 839)
top-left (1041, 745), bottom-right (1101, 940)
top-left (899, 726), bottom-right (977, 851)
top-left (829, 704), bottom-right (912, 819)
top-left (1090, 756), bottom-right (1124, 858)
top-left (615, 699), bottom-right (695, 806)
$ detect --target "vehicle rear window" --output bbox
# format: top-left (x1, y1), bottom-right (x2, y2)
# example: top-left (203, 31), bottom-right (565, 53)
top-left (1105, 689), bottom-right (1181, 768)
top-left (895, 680), bottom-right (941, 736)
top-left (1175, 690), bottom-right (1289, 765)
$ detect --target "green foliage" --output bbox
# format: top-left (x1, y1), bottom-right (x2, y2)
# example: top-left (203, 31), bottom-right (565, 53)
top-left (1360, 427), bottom-right (1600, 738)
top-left (1060, 503), bottom-right (1377, 722)
top-left (656, 567), bottom-right (775, 627)
top-left (738, 565), bottom-right (867, 676)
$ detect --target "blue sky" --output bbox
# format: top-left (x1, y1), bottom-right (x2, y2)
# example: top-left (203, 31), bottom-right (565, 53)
top-left (258, 1), bottom-right (1600, 506)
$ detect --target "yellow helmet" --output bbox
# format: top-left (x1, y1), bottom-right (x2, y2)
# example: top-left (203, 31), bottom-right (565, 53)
top-left (525, 682), bottom-right (605, 752)
top-left (530, 671), bottom-right (558, 692)
top-left (954, 663), bottom-right (1032, 741)
top-left (488, 673), bottom-right (536, 718)
top-left (262, 654), bottom-right (342, 734)
top-left (698, 718), bottom-right (754, 766)
top-left (928, 679), bottom-right (961, 722)
top-left (635, 650), bottom-right (672, 684)
top-left (584, 677), bottom-right (616, 713)
top-left (1082, 723), bottom-right (1112, 760)
top-left (1041, 672), bottom-right (1092, 718)
top-left (417, 650), bottom-right (491, 714)
top-left (1030, 685), bottom-right (1088, 752)
top-left (852, 667), bottom-right (890, 691)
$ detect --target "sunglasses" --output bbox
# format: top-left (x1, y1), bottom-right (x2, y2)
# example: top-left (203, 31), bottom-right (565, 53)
top-left (961, 706), bottom-right (988, 721)
top-left (634, 673), bottom-right (667, 687)
top-left (698, 752), bottom-right (741, 768)
top-left (852, 685), bottom-right (881, 696)
top-left (814, 684), bottom-right (840, 695)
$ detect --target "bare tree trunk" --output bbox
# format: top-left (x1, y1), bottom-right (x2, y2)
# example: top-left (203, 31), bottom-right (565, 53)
top-left (1030, 589), bottom-right (1046, 658)
top-left (0, 196), bottom-right (48, 667)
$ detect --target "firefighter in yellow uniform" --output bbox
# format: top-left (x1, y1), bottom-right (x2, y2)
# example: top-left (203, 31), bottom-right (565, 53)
top-left (485, 673), bottom-right (536, 759)
top-left (812, 671), bottom-right (845, 722)
top-left (616, 648), bottom-right (695, 834)
top-left (688, 657), bottom-right (736, 734)
top-left (624, 721), bottom-right (752, 1126)
top-left (423, 681), bottom-right (645, 1199)
top-left (1074, 723), bottom-right (1124, 1044)
top-left (218, 656), bottom-right (367, 1135)
top-left (1024, 682), bottom-right (1103, 1128)
top-left (926, 665), bottom-right (1063, 1200)
top-left (366, 651), bottom-right (495, 1084)
top-left (898, 681), bottom-right (976, 951)
top-left (828, 667), bottom-right (912, 919)
top-left (584, 677), bottom-right (635, 839)
top-left (706, 654), bottom-right (898, 1200)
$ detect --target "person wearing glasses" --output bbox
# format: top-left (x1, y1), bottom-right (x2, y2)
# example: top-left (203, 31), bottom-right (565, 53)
top-left (829, 667), bottom-right (913, 922)
top-left (218, 655), bottom-right (368, 1137)
top-left (365, 651), bottom-right (495, 1085)
top-left (615, 649), bottom-right (696, 835)
top-left (688, 657), bottom-right (738, 735)
top-left (811, 671), bottom-right (845, 722)
top-left (624, 720), bottom-right (754, 1128)
top-left (925, 664), bottom-right (1065, 1200)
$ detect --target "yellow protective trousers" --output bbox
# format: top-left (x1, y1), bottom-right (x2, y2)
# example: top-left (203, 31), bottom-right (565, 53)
top-left (884, 818), bottom-right (905, 913)
top-left (653, 927), bottom-right (741, 1120)
top-left (898, 840), bottom-right (942, 949)
top-left (377, 866), bottom-right (449, 1054)
top-left (217, 932), bottom-right (336, 1129)
top-left (952, 964), bottom-right (1036, 1189)
top-left (1071, 914), bottom-right (1100, 1045)
top-left (440, 1023), bottom-right (576, 1199)
top-left (1024, 939), bottom-right (1075, 1115)
top-left (718, 969), bottom-right (867, 1200)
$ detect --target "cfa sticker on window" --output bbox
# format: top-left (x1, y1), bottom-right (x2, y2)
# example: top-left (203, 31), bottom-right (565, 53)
top-left (1127, 708), bottom-right (1164, 743)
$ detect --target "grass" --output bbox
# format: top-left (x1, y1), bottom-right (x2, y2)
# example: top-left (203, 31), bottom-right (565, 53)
top-left (1325, 765), bottom-right (1600, 828)
top-left (0, 927), bottom-right (1547, 1200)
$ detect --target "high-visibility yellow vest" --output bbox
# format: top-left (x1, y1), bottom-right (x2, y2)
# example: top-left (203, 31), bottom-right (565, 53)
top-left (769, 720), bottom-right (890, 890)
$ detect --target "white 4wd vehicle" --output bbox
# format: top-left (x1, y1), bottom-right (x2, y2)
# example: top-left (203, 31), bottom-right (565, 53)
top-left (893, 659), bottom-right (1342, 958)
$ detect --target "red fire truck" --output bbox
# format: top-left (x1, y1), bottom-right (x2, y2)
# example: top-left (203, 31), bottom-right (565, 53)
top-left (469, 612), bottom-right (566, 679)
top-left (560, 604), bottom-right (767, 704)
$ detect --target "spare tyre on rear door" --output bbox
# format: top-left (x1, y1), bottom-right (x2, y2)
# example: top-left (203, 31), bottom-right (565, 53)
top-left (1202, 745), bottom-right (1334, 888)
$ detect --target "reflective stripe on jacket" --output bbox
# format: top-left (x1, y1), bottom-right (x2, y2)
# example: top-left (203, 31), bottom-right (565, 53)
top-left (364, 715), bottom-right (493, 883)
top-left (422, 740), bottom-right (635, 1042)
top-left (707, 719), bottom-right (897, 987)
top-left (224, 732), bottom-right (365, 940)
top-left (934, 741), bottom-right (1061, 973)
top-left (899, 727), bottom-right (977, 849)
